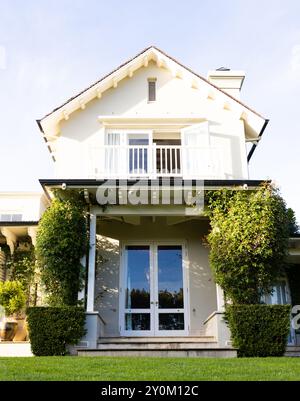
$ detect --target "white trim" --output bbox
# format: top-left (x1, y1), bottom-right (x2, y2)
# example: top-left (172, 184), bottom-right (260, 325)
top-left (86, 213), bottom-right (96, 312)
top-left (216, 284), bottom-right (225, 312)
top-left (119, 240), bottom-right (189, 337)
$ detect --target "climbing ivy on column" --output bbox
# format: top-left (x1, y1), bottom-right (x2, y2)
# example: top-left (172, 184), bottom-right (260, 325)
top-left (35, 190), bottom-right (88, 306)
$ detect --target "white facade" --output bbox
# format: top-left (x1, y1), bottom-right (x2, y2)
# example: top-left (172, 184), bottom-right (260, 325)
top-left (38, 47), bottom-right (266, 182)
top-left (16, 47), bottom-right (275, 353)
top-left (0, 192), bottom-right (47, 222)
top-left (36, 47), bottom-right (269, 349)
top-left (0, 192), bottom-right (47, 256)
top-left (53, 62), bottom-right (248, 180)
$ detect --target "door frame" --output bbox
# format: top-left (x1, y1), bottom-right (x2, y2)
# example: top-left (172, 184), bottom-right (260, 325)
top-left (119, 240), bottom-right (189, 337)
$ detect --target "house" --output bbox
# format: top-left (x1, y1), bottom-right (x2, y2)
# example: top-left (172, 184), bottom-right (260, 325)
top-left (1, 46), bottom-right (300, 357)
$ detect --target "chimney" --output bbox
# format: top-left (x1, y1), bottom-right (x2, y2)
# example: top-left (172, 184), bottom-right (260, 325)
top-left (207, 67), bottom-right (245, 99)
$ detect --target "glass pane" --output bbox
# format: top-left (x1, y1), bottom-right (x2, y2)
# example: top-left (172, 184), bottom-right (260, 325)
top-left (159, 313), bottom-right (184, 331)
top-left (280, 283), bottom-right (287, 304)
top-left (158, 246), bottom-right (183, 308)
top-left (128, 138), bottom-right (149, 174)
top-left (125, 246), bottom-right (150, 309)
top-left (0, 214), bottom-right (11, 221)
top-left (11, 214), bottom-right (22, 222)
top-left (125, 313), bottom-right (150, 331)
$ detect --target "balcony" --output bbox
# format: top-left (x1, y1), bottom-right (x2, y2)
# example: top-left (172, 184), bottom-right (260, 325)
top-left (90, 144), bottom-right (223, 179)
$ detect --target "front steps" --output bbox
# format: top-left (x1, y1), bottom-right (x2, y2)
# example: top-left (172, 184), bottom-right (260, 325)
top-left (77, 337), bottom-right (237, 358)
top-left (285, 346), bottom-right (300, 357)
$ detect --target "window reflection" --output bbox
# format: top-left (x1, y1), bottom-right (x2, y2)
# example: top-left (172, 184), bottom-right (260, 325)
top-left (125, 313), bottom-right (150, 331)
top-left (125, 246), bottom-right (150, 309)
top-left (159, 313), bottom-right (184, 330)
top-left (158, 246), bottom-right (184, 309)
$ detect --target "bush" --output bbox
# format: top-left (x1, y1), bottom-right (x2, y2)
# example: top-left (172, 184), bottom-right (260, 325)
top-left (206, 185), bottom-right (290, 304)
top-left (225, 304), bottom-right (291, 357)
top-left (27, 307), bottom-right (86, 356)
top-left (0, 280), bottom-right (26, 317)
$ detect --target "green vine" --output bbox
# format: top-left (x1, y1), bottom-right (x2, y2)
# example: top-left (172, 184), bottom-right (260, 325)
top-left (35, 190), bottom-right (88, 306)
top-left (205, 183), bottom-right (291, 304)
top-left (6, 245), bottom-right (36, 306)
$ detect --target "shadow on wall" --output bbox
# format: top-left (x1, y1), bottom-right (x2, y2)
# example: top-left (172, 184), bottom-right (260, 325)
top-left (94, 235), bottom-right (120, 332)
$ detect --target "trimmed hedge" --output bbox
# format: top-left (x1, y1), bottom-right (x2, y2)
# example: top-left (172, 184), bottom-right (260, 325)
top-left (27, 307), bottom-right (86, 356)
top-left (225, 304), bottom-right (291, 357)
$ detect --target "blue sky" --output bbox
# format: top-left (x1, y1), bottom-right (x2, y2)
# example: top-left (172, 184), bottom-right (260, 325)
top-left (0, 0), bottom-right (300, 220)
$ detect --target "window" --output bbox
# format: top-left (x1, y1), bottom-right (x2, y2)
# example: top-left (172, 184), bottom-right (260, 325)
top-left (0, 213), bottom-right (22, 222)
top-left (148, 79), bottom-right (156, 102)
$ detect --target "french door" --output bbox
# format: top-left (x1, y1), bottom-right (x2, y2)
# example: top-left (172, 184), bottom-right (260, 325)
top-left (120, 242), bottom-right (188, 336)
top-left (104, 130), bottom-right (153, 177)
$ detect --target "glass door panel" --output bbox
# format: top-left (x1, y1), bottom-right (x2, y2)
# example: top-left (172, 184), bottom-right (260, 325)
top-left (122, 243), bottom-right (187, 336)
top-left (123, 245), bottom-right (153, 334)
top-left (127, 133), bottom-right (151, 176)
top-left (156, 245), bottom-right (186, 334)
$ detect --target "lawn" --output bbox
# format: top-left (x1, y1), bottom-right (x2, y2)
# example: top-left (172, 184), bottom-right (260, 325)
top-left (0, 357), bottom-right (300, 381)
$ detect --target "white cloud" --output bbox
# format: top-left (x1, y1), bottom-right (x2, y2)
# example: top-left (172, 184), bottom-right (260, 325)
top-left (0, 45), bottom-right (6, 70)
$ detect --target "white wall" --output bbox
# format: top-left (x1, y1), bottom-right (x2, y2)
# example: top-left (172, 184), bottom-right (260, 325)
top-left (0, 193), bottom-right (47, 221)
top-left (54, 61), bottom-right (248, 179)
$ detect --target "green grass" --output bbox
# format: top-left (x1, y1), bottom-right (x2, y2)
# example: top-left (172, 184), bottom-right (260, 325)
top-left (0, 357), bottom-right (300, 381)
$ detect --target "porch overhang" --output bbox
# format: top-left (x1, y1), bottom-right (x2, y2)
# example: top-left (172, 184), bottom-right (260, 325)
top-left (0, 222), bottom-right (39, 253)
top-left (39, 178), bottom-right (269, 201)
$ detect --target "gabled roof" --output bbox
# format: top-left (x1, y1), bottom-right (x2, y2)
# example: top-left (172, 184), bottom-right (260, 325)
top-left (37, 46), bottom-right (268, 161)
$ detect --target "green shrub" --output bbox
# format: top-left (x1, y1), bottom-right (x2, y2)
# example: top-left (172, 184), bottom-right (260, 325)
top-left (27, 307), bottom-right (86, 356)
top-left (0, 280), bottom-right (26, 316)
top-left (36, 190), bottom-right (88, 306)
top-left (225, 304), bottom-right (291, 357)
top-left (206, 185), bottom-right (290, 304)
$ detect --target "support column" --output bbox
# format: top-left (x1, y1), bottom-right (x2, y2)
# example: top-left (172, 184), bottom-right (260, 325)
top-left (27, 226), bottom-right (37, 247)
top-left (78, 255), bottom-right (87, 302)
top-left (86, 213), bottom-right (96, 312)
top-left (216, 284), bottom-right (225, 312)
top-left (0, 227), bottom-right (17, 254)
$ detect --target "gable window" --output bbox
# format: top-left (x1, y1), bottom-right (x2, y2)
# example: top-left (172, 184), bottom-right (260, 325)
top-left (148, 78), bottom-right (156, 102)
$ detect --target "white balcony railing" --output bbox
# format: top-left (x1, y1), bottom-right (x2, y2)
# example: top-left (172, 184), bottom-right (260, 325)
top-left (90, 145), bottom-right (222, 179)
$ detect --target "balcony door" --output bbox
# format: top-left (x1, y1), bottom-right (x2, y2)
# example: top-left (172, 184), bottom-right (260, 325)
top-left (127, 132), bottom-right (152, 176)
top-left (181, 122), bottom-right (211, 178)
top-left (104, 130), bottom-right (152, 178)
top-left (120, 242), bottom-right (188, 336)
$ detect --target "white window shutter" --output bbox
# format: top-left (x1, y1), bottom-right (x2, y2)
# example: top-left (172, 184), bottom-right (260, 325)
top-left (182, 121), bottom-right (210, 147)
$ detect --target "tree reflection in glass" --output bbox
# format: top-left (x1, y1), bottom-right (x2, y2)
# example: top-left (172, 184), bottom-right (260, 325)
top-left (125, 246), bottom-right (150, 309)
top-left (158, 246), bottom-right (184, 309)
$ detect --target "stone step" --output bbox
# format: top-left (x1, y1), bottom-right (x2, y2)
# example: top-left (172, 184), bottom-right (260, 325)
top-left (285, 346), bottom-right (300, 357)
top-left (98, 336), bottom-right (216, 344)
top-left (78, 348), bottom-right (237, 358)
top-left (96, 341), bottom-right (219, 350)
